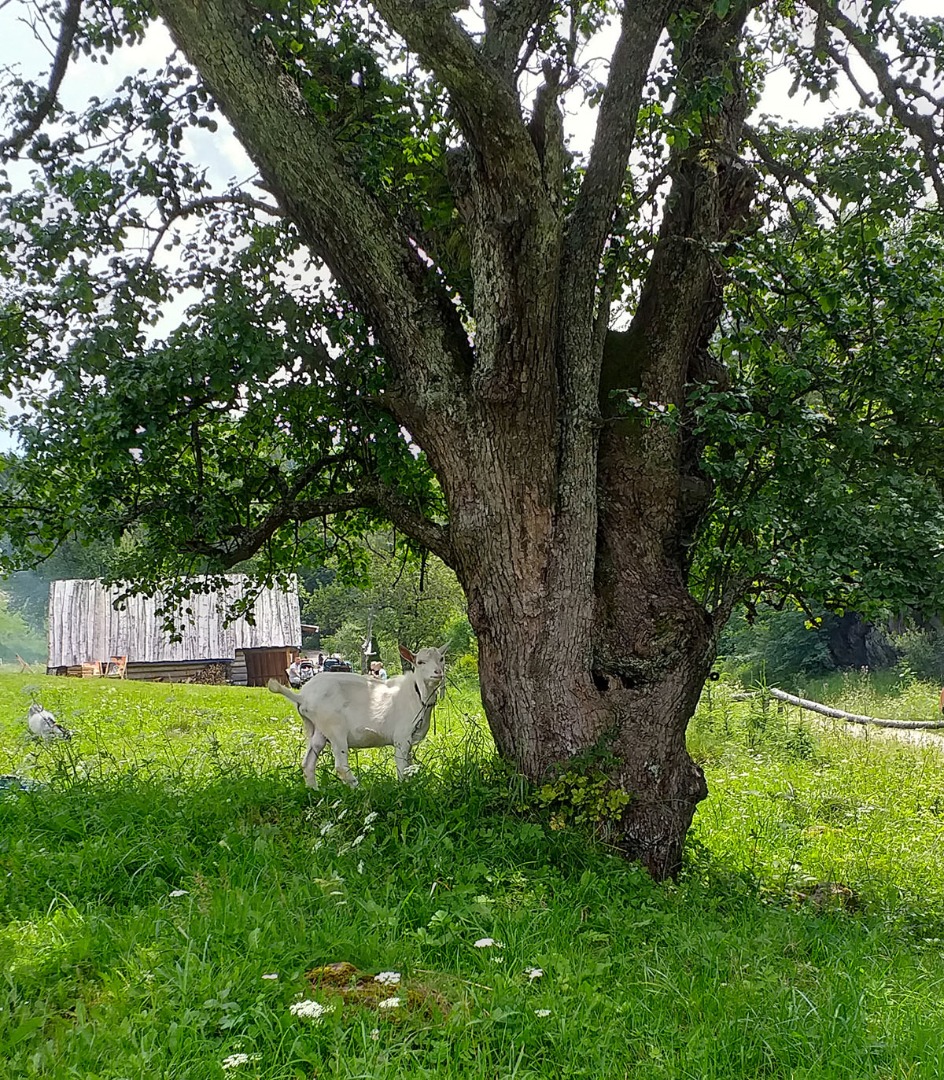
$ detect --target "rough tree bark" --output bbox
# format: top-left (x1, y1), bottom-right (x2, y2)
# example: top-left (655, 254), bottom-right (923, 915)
top-left (155, 0), bottom-right (758, 878)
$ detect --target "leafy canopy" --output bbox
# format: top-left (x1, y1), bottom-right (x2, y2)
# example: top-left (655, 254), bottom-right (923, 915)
top-left (1, 0), bottom-right (943, 619)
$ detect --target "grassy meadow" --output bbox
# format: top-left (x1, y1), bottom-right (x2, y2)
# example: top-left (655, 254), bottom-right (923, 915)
top-left (1, 670), bottom-right (944, 1078)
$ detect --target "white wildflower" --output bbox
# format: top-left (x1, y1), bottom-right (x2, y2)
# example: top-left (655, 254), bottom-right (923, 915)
top-left (378, 996), bottom-right (402, 1009)
top-left (221, 1052), bottom-right (256, 1069)
top-left (364, 811), bottom-right (378, 826)
top-left (373, 972), bottom-right (400, 986)
top-left (525, 967), bottom-right (544, 981)
top-left (319, 821), bottom-right (334, 836)
top-left (289, 1000), bottom-right (334, 1021)
top-left (261, 973), bottom-right (278, 980)
top-left (534, 1009), bottom-right (551, 1018)
top-left (473, 938), bottom-right (503, 948)
top-left (370, 1028), bottom-right (380, 1040)
top-left (168, 889), bottom-right (188, 898)
top-left (351, 833), bottom-right (366, 847)
top-left (357, 860), bottom-right (365, 875)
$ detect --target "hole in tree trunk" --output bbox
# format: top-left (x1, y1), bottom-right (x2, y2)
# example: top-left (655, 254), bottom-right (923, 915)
top-left (591, 669), bottom-right (610, 693)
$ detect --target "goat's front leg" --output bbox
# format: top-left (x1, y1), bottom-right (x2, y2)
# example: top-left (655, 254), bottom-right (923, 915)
top-left (330, 740), bottom-right (359, 788)
top-left (302, 729), bottom-right (327, 788)
top-left (393, 741), bottom-right (413, 779)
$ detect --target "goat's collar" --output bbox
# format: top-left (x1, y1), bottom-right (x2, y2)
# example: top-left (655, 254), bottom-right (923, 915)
top-left (415, 680), bottom-right (439, 707)
top-left (411, 678), bottom-right (441, 739)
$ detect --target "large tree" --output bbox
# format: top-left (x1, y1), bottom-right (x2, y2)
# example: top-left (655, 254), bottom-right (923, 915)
top-left (2, 0), bottom-right (944, 876)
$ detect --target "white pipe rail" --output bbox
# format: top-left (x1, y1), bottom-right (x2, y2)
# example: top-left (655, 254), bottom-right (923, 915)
top-left (768, 688), bottom-right (944, 730)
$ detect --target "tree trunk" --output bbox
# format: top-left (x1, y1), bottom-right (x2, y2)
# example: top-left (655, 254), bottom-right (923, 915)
top-left (463, 549), bottom-right (712, 881)
top-left (441, 382), bottom-right (714, 881)
top-left (154, 0), bottom-right (752, 882)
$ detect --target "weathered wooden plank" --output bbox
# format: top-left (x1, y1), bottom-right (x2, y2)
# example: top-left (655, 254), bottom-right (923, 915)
top-left (47, 575), bottom-right (301, 667)
top-left (242, 647), bottom-right (295, 687)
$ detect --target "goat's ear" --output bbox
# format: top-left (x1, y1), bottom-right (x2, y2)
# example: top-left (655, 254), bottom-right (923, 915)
top-left (398, 644), bottom-right (415, 664)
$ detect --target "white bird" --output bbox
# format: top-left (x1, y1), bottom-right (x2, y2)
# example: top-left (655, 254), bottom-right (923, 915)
top-left (27, 703), bottom-right (72, 739)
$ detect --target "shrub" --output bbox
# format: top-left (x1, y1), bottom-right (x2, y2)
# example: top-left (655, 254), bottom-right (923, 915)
top-left (718, 605), bottom-right (834, 686)
top-left (891, 628), bottom-right (944, 685)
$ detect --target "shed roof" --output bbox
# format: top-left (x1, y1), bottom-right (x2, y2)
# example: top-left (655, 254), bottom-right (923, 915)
top-left (48, 575), bottom-right (301, 667)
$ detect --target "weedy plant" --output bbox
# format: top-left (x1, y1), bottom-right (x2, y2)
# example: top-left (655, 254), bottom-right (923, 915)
top-left (2, 671), bottom-right (944, 1078)
top-left (534, 749), bottom-right (632, 839)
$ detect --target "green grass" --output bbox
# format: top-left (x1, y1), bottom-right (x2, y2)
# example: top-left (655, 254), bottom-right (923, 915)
top-left (2, 672), bottom-right (944, 1078)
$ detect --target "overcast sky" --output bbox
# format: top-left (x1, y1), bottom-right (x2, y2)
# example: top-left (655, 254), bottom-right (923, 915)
top-left (0, 2), bottom-right (926, 453)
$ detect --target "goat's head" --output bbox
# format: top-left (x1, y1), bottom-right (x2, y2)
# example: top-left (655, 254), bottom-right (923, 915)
top-left (399, 644), bottom-right (446, 689)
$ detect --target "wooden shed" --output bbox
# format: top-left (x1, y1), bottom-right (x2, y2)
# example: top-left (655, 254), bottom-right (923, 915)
top-left (47, 576), bottom-right (302, 685)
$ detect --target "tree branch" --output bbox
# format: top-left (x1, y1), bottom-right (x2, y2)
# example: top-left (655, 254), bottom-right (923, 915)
top-left (564, 0), bottom-right (675, 299)
top-left (482, 0), bottom-right (555, 77)
top-left (153, 438), bottom-right (456, 568)
top-left (155, 0), bottom-right (473, 431)
top-left (804, 0), bottom-right (944, 204)
top-left (181, 491), bottom-right (369, 566)
top-left (615, 0), bottom-right (756, 393)
top-left (181, 482), bottom-right (453, 570)
top-left (743, 124), bottom-right (840, 226)
top-left (366, 481), bottom-right (453, 567)
top-left (709, 575), bottom-right (753, 628)
top-left (374, 0), bottom-right (543, 201)
top-left (596, 0), bottom-right (756, 579)
top-left (591, 163), bottom-right (673, 351)
top-left (768, 687), bottom-right (944, 731)
top-left (0, 0), bottom-right (82, 160)
top-left (142, 192), bottom-right (281, 270)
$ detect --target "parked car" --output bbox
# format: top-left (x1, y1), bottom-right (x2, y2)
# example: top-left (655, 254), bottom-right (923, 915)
top-left (322, 657), bottom-right (353, 673)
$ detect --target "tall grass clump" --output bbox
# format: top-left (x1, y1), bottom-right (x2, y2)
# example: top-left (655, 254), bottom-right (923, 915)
top-left (2, 671), bottom-right (944, 1077)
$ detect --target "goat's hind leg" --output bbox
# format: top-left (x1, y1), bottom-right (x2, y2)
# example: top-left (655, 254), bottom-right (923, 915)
top-left (330, 740), bottom-right (359, 788)
top-left (302, 724), bottom-right (327, 789)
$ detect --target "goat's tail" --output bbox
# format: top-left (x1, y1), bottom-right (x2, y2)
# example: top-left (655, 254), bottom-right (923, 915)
top-left (267, 678), bottom-right (300, 703)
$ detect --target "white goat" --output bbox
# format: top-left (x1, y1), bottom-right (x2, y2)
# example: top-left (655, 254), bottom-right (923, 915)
top-left (267, 644), bottom-right (446, 787)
